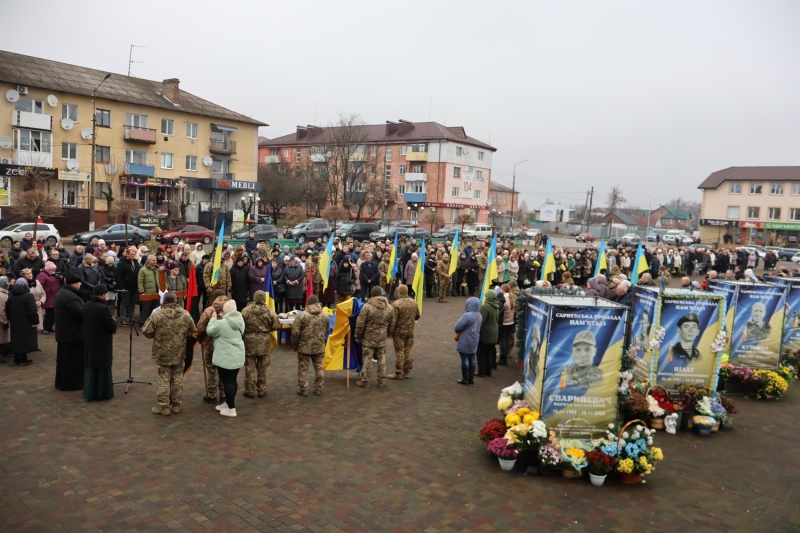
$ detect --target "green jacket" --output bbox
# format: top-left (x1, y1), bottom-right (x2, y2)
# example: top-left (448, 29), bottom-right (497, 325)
top-left (142, 303), bottom-right (196, 366)
top-left (479, 291), bottom-right (500, 344)
top-left (207, 310), bottom-right (246, 370)
top-left (137, 265), bottom-right (159, 295)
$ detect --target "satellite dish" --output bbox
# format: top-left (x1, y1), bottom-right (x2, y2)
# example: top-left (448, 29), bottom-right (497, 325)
top-left (0, 136), bottom-right (11, 150)
top-left (203, 156), bottom-right (213, 167)
top-left (81, 128), bottom-right (93, 139)
top-left (6, 90), bottom-right (19, 103)
top-left (67, 159), bottom-right (79, 171)
top-left (61, 118), bottom-right (74, 130)
top-left (105, 163), bottom-right (118, 174)
top-left (47, 95), bottom-right (58, 107)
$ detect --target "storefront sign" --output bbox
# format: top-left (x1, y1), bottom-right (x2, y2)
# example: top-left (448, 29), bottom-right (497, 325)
top-left (212, 179), bottom-right (260, 191)
top-left (58, 170), bottom-right (90, 181)
top-left (120, 175), bottom-right (174, 188)
top-left (0, 164), bottom-right (58, 180)
top-left (421, 201), bottom-right (488, 210)
top-left (700, 219), bottom-right (737, 227)
top-left (130, 213), bottom-right (168, 230)
top-left (738, 221), bottom-right (763, 229)
top-left (764, 222), bottom-right (800, 231)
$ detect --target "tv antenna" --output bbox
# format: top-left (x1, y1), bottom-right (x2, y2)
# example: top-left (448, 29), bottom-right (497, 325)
top-left (128, 44), bottom-right (145, 76)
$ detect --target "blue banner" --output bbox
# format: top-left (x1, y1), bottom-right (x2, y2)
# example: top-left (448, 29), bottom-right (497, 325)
top-left (707, 279), bottom-right (737, 336)
top-left (630, 287), bottom-right (659, 386)
top-left (764, 276), bottom-right (800, 359)
top-left (522, 297), bottom-right (550, 402)
top-left (730, 284), bottom-right (787, 369)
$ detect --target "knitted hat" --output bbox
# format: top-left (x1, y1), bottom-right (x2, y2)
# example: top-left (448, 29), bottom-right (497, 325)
top-left (93, 283), bottom-right (108, 295)
top-left (371, 286), bottom-right (383, 297)
top-left (44, 261), bottom-right (57, 273)
top-left (307, 295), bottom-right (319, 305)
top-left (253, 290), bottom-right (266, 304)
top-left (66, 271), bottom-right (81, 284)
top-left (15, 277), bottom-right (28, 286)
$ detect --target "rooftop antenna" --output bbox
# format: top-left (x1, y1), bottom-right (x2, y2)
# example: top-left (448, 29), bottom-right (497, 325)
top-left (128, 44), bottom-right (145, 76)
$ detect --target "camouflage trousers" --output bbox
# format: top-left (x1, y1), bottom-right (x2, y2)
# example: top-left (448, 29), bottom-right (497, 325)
top-left (298, 353), bottom-right (324, 393)
top-left (392, 335), bottom-right (414, 378)
top-left (157, 363), bottom-right (183, 407)
top-left (313, 282), bottom-right (323, 299)
top-left (438, 279), bottom-right (451, 300)
top-left (361, 345), bottom-right (386, 385)
top-left (203, 348), bottom-right (225, 399)
top-left (244, 354), bottom-right (270, 396)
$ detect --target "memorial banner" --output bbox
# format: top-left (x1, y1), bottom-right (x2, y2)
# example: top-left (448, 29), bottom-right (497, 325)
top-left (522, 298), bottom-right (550, 400)
top-left (764, 277), bottom-right (800, 358)
top-left (630, 287), bottom-right (658, 386)
top-left (706, 279), bottom-right (737, 335)
top-left (730, 284), bottom-right (787, 369)
top-left (654, 294), bottom-right (724, 390)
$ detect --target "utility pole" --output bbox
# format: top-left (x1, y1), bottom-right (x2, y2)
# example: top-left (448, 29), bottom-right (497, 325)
top-left (89, 73), bottom-right (112, 231)
top-left (510, 159), bottom-right (527, 229)
top-left (587, 186), bottom-right (594, 233)
top-left (582, 190), bottom-right (590, 232)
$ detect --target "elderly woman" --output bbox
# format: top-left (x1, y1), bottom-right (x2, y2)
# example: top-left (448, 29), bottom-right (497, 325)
top-left (6, 277), bottom-right (38, 366)
top-left (37, 262), bottom-right (61, 334)
top-left (0, 276), bottom-right (9, 363)
top-left (283, 256), bottom-right (306, 311)
top-left (21, 268), bottom-right (46, 332)
top-left (207, 299), bottom-right (245, 417)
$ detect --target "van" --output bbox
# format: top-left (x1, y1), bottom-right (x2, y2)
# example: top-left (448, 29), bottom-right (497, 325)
top-left (463, 225), bottom-right (493, 240)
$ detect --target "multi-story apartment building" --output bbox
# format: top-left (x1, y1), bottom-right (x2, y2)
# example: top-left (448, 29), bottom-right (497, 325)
top-left (698, 166), bottom-right (800, 246)
top-left (0, 50), bottom-right (265, 232)
top-left (258, 120), bottom-right (496, 226)
top-left (487, 181), bottom-right (519, 227)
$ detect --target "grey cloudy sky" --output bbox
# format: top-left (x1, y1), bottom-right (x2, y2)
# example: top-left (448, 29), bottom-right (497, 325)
top-left (1, 0), bottom-right (797, 210)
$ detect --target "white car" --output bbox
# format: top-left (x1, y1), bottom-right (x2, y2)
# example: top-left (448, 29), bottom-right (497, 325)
top-left (525, 229), bottom-right (541, 238)
top-left (621, 233), bottom-right (641, 243)
top-left (792, 252), bottom-right (800, 264)
top-left (0, 222), bottom-right (61, 247)
top-left (463, 224), bottom-right (493, 240)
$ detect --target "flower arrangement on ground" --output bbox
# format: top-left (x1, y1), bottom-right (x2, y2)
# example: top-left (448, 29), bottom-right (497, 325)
top-left (558, 438), bottom-right (592, 471)
top-left (605, 423), bottom-right (663, 482)
top-left (694, 396), bottom-right (728, 424)
top-left (718, 355), bottom-right (735, 384)
top-left (479, 419), bottom-right (508, 444)
top-left (776, 365), bottom-right (795, 385)
top-left (506, 420), bottom-right (548, 452)
top-left (621, 392), bottom-right (651, 421)
top-left (675, 383), bottom-right (710, 415)
top-left (538, 443), bottom-right (562, 467)
top-left (729, 366), bottom-right (754, 384)
top-left (487, 437), bottom-right (518, 460)
top-left (586, 450), bottom-right (617, 477)
top-left (750, 369), bottom-right (789, 400)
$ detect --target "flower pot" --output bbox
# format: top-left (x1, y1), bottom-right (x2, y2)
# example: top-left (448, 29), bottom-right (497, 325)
top-left (537, 464), bottom-right (554, 476)
top-left (717, 380), bottom-right (726, 392)
top-left (618, 472), bottom-right (642, 484)
top-left (650, 417), bottom-right (665, 430)
top-left (589, 473), bottom-right (607, 486)
top-left (562, 465), bottom-right (582, 479)
top-left (514, 450), bottom-right (535, 472)
top-left (711, 421), bottom-right (721, 432)
top-left (498, 458), bottom-right (516, 471)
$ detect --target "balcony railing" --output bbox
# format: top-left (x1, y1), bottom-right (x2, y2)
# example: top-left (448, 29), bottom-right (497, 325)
top-left (123, 125), bottom-right (157, 144)
top-left (263, 155), bottom-right (281, 164)
top-left (404, 192), bottom-right (427, 203)
top-left (12, 110), bottom-right (52, 131)
top-left (209, 139), bottom-right (237, 154)
top-left (405, 151), bottom-right (428, 162)
top-left (125, 164), bottom-right (156, 177)
top-left (404, 172), bottom-right (427, 182)
top-left (211, 172), bottom-right (235, 180)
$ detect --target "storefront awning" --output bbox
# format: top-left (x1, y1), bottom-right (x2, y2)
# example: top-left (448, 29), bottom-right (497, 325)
top-left (211, 123), bottom-right (239, 132)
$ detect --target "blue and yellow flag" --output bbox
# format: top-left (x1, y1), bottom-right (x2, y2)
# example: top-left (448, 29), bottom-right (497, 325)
top-left (631, 243), bottom-right (649, 285)
top-left (319, 235), bottom-right (334, 290)
top-left (412, 238), bottom-right (426, 314)
top-left (323, 297), bottom-right (364, 371)
top-left (387, 230), bottom-right (399, 284)
top-left (593, 238), bottom-right (607, 277)
top-left (448, 229), bottom-right (460, 276)
top-left (211, 220), bottom-right (225, 285)
top-left (262, 266), bottom-right (279, 353)
top-left (540, 239), bottom-right (556, 281)
top-left (480, 234), bottom-right (499, 302)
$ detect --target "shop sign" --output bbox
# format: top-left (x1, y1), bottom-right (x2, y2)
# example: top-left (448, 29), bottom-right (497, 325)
top-left (421, 201), bottom-right (488, 210)
top-left (120, 175), bottom-right (174, 187)
top-left (764, 222), bottom-right (800, 231)
top-left (130, 213), bottom-right (168, 230)
top-left (700, 218), bottom-right (737, 227)
top-left (58, 170), bottom-right (90, 181)
top-left (0, 164), bottom-right (58, 179)
top-left (738, 221), bottom-right (763, 229)
top-left (213, 179), bottom-right (260, 191)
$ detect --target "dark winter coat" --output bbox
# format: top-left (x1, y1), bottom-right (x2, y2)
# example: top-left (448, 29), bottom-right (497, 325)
top-left (248, 262), bottom-right (268, 299)
top-left (320, 261), bottom-right (338, 304)
top-left (283, 263), bottom-right (305, 300)
top-left (83, 297), bottom-right (117, 369)
top-left (360, 261), bottom-right (379, 291)
top-left (100, 265), bottom-right (117, 292)
top-left (230, 264), bottom-right (250, 305)
top-left (6, 283), bottom-right (39, 353)
top-left (54, 284), bottom-right (85, 343)
top-left (245, 236), bottom-right (258, 256)
top-left (336, 261), bottom-right (356, 296)
top-left (195, 262), bottom-right (207, 293)
top-left (13, 255), bottom-right (45, 278)
top-left (115, 256), bottom-right (140, 293)
top-left (75, 263), bottom-right (101, 298)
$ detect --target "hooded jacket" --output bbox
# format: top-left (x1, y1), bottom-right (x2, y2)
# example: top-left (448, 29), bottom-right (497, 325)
top-left (142, 303), bottom-right (196, 366)
top-left (355, 295), bottom-right (395, 348)
top-left (6, 283), bottom-right (38, 353)
top-left (195, 295), bottom-right (229, 354)
top-left (291, 302), bottom-right (330, 354)
top-left (242, 301), bottom-right (280, 356)
top-left (454, 297), bottom-right (483, 353)
top-left (479, 291), bottom-right (500, 344)
top-left (207, 310), bottom-right (246, 370)
top-left (248, 261), bottom-right (268, 299)
top-left (336, 261), bottom-right (356, 296)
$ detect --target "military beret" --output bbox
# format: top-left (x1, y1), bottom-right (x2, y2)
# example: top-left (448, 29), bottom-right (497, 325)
top-left (677, 314), bottom-right (700, 327)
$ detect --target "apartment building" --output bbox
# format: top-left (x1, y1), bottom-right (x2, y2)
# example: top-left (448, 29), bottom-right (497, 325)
top-left (258, 120), bottom-right (496, 225)
top-left (698, 166), bottom-right (800, 245)
top-left (0, 50), bottom-right (265, 231)
top-left (487, 181), bottom-right (519, 227)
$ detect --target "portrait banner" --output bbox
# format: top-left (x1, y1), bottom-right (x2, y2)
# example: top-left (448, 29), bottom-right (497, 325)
top-left (654, 294), bottom-right (724, 390)
top-left (630, 287), bottom-right (658, 386)
top-left (706, 279), bottom-right (737, 337)
top-left (523, 297), bottom-right (551, 410)
top-left (730, 284), bottom-right (787, 369)
top-left (764, 277), bottom-right (800, 359)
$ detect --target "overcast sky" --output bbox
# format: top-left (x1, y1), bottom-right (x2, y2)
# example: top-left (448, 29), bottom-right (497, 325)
top-left (1, 0), bottom-right (797, 210)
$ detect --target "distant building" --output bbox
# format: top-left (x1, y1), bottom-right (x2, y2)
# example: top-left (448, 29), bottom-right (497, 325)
top-left (602, 211), bottom-right (638, 229)
top-left (488, 181), bottom-right (519, 227)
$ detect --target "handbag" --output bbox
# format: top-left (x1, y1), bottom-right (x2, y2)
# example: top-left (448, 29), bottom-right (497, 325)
top-left (454, 316), bottom-right (481, 342)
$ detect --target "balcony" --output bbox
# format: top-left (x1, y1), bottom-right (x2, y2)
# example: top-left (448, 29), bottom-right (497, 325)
top-left (404, 192), bottom-right (427, 203)
top-left (406, 151), bottom-right (428, 162)
top-left (348, 153), bottom-right (367, 161)
top-left (12, 150), bottom-right (52, 167)
top-left (404, 172), bottom-right (427, 182)
top-left (263, 155), bottom-right (282, 164)
top-left (209, 139), bottom-right (237, 154)
top-left (125, 164), bottom-right (155, 177)
top-left (12, 110), bottom-right (52, 131)
top-left (211, 172), bottom-right (236, 180)
top-left (123, 125), bottom-right (157, 144)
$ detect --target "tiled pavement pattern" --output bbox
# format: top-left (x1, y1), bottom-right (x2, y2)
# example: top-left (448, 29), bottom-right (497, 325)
top-left (1, 298), bottom-right (798, 532)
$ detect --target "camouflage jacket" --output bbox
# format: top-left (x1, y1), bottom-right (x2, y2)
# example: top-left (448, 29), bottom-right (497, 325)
top-left (196, 295), bottom-right (229, 354)
top-left (203, 261), bottom-right (231, 292)
top-left (142, 303), bottom-right (196, 366)
top-left (355, 295), bottom-right (395, 348)
top-left (241, 302), bottom-right (280, 356)
top-left (478, 252), bottom-right (488, 272)
top-left (436, 260), bottom-right (450, 280)
top-left (291, 303), bottom-right (329, 355)
top-left (392, 296), bottom-right (420, 337)
top-left (378, 258), bottom-right (390, 282)
top-left (307, 256), bottom-right (323, 284)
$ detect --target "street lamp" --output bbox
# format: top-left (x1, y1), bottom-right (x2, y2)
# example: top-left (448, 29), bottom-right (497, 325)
top-left (510, 159), bottom-right (527, 229)
top-left (89, 73), bottom-right (111, 231)
top-left (646, 195), bottom-right (656, 240)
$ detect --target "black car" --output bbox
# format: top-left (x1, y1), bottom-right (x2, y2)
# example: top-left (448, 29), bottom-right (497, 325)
top-left (233, 223), bottom-right (279, 242)
top-left (370, 226), bottom-right (431, 241)
top-left (336, 222), bottom-right (380, 242)
top-left (73, 224), bottom-right (151, 245)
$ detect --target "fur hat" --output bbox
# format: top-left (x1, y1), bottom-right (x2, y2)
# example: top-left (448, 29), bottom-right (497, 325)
top-left (66, 271), bottom-right (81, 284)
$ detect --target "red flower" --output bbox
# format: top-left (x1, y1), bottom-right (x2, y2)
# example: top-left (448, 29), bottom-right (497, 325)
top-left (479, 419), bottom-right (507, 444)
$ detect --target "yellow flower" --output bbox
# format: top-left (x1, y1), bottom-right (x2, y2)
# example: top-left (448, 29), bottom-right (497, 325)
top-left (564, 448), bottom-right (585, 459)
top-left (617, 458), bottom-right (634, 473)
top-left (517, 407), bottom-right (531, 416)
top-left (651, 447), bottom-right (664, 461)
top-left (522, 414), bottom-right (537, 425)
top-left (498, 396), bottom-right (513, 412)
top-left (529, 410), bottom-right (540, 421)
top-left (505, 413), bottom-right (521, 427)
top-left (503, 430), bottom-right (520, 444)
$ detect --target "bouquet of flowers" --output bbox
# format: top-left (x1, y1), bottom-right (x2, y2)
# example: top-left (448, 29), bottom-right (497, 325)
top-left (497, 382), bottom-right (524, 413)
top-left (487, 437), bottom-right (518, 460)
top-left (777, 365), bottom-right (795, 385)
top-left (711, 332), bottom-right (729, 353)
top-left (675, 383), bottom-right (709, 414)
top-left (650, 390), bottom-right (676, 415)
top-left (585, 450), bottom-right (617, 476)
top-left (605, 423), bottom-right (664, 480)
top-left (538, 443), bottom-right (562, 467)
top-left (750, 369), bottom-right (789, 400)
top-left (695, 396), bottom-right (728, 423)
top-left (729, 366), bottom-right (754, 384)
top-left (558, 438), bottom-right (592, 471)
top-left (506, 420), bottom-right (548, 452)
top-left (504, 407), bottom-right (540, 428)
top-left (479, 419), bottom-right (508, 444)
top-left (718, 360), bottom-right (735, 383)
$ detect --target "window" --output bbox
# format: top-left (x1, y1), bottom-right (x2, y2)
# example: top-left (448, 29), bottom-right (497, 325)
top-left (397, 208), bottom-right (403, 219)
top-left (370, 165), bottom-right (376, 175)
top-left (478, 151), bottom-right (484, 161)
top-left (452, 187), bottom-right (460, 197)
top-left (126, 114), bottom-right (148, 128)
top-left (13, 129), bottom-right (51, 153)
top-left (161, 153), bottom-right (174, 169)
top-left (386, 147), bottom-right (392, 161)
top-left (284, 149), bottom-right (289, 157)
top-left (456, 146), bottom-right (463, 156)
top-left (296, 149), bottom-right (301, 163)
top-left (749, 183), bottom-right (762, 194)
top-left (370, 145), bottom-right (377, 156)
top-left (451, 209), bottom-right (459, 222)
top-left (397, 184), bottom-right (405, 195)
top-left (271, 148), bottom-right (279, 155)
top-left (770, 183), bottom-right (783, 195)
top-left (790, 208), bottom-right (800, 221)
top-left (474, 190), bottom-right (481, 199)
top-left (729, 183), bottom-right (741, 194)
top-left (399, 165), bottom-right (405, 175)
top-left (186, 155), bottom-right (197, 171)
top-left (62, 104), bottom-right (78, 122)
top-left (400, 145), bottom-right (407, 155)
top-left (95, 146), bottom-right (110, 163)
top-left (368, 204), bottom-right (375, 214)
top-left (61, 142), bottom-right (77, 160)
top-left (453, 167), bottom-right (461, 178)
top-left (476, 170), bottom-right (483, 180)
top-left (96, 109), bottom-right (111, 127)
top-left (411, 164), bottom-right (423, 173)
top-left (384, 165), bottom-right (391, 180)
top-left (15, 98), bottom-right (43, 114)
top-left (161, 119), bottom-right (174, 135)
top-left (409, 143), bottom-right (427, 153)
top-left (768, 207), bottom-right (781, 220)
top-left (408, 181), bottom-right (425, 193)
top-left (186, 122), bottom-right (198, 139)
top-left (126, 150), bottom-right (148, 164)
top-left (747, 207), bottom-right (760, 219)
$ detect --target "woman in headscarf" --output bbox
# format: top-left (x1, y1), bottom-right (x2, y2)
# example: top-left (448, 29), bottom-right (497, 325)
top-left (336, 255), bottom-right (356, 299)
top-left (467, 252), bottom-right (480, 296)
top-left (456, 252), bottom-right (470, 297)
top-left (0, 276), bottom-right (9, 363)
top-left (230, 255), bottom-right (250, 311)
top-left (54, 271), bottom-right (85, 390)
top-left (22, 268), bottom-right (46, 332)
top-left (6, 277), bottom-right (38, 365)
top-left (283, 256), bottom-right (306, 310)
top-left (248, 257), bottom-right (268, 301)
top-left (37, 262), bottom-right (61, 334)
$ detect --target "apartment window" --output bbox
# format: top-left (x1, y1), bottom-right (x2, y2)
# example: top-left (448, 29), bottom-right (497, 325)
top-left (478, 151), bottom-right (484, 161)
top-left (411, 164), bottom-right (423, 173)
top-left (126, 113), bottom-right (148, 128)
top-left (397, 184), bottom-right (405, 195)
top-left (453, 167), bottom-right (461, 178)
top-left (399, 165), bottom-right (405, 175)
top-left (370, 165), bottom-right (376, 175)
top-left (729, 183), bottom-right (741, 194)
top-left (451, 209), bottom-right (459, 222)
top-left (749, 183), bottom-right (762, 194)
top-left (386, 147), bottom-right (392, 161)
top-left (62, 104), bottom-right (78, 122)
top-left (770, 183), bottom-right (783, 195)
top-left (270, 148), bottom-right (279, 155)
top-left (295, 149), bottom-right (301, 163)
top-left (13, 129), bottom-right (51, 153)
top-left (95, 109), bottom-right (111, 127)
top-left (161, 153), bottom-right (174, 169)
top-left (408, 181), bottom-right (425, 194)
top-left (747, 207), bottom-right (760, 219)
top-left (790, 208), bottom-right (800, 221)
top-left (400, 145), bottom-right (407, 155)
top-left (186, 155), bottom-right (198, 171)
top-left (186, 122), bottom-right (198, 139)
top-left (126, 150), bottom-right (148, 165)
top-left (409, 143), bottom-right (427, 153)
top-left (160, 119), bottom-right (174, 135)
top-left (456, 146), bottom-right (463, 156)
top-left (61, 142), bottom-right (78, 160)
top-left (385, 165), bottom-right (391, 180)
top-left (768, 207), bottom-right (781, 220)
top-left (397, 207), bottom-right (403, 219)
top-left (476, 170), bottom-right (483, 180)
top-left (474, 190), bottom-right (481, 199)
top-left (368, 204), bottom-right (375, 214)
top-left (726, 206), bottom-right (739, 219)
top-left (452, 187), bottom-right (460, 197)
top-left (15, 98), bottom-right (44, 114)
top-left (284, 149), bottom-right (289, 157)
top-left (370, 145), bottom-right (377, 156)
top-left (95, 146), bottom-right (110, 163)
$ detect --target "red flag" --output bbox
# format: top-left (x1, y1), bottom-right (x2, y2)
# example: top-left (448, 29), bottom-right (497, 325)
top-left (305, 264), bottom-right (314, 305)
top-left (185, 262), bottom-right (198, 312)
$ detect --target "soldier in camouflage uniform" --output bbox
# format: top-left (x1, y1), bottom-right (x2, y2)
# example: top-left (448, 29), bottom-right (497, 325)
top-left (436, 254), bottom-right (451, 303)
top-left (477, 247), bottom-right (488, 290)
top-left (195, 289), bottom-right (228, 403)
top-left (307, 251), bottom-right (323, 299)
top-left (202, 252), bottom-right (232, 295)
top-left (142, 292), bottom-right (196, 416)
top-left (378, 253), bottom-right (392, 297)
top-left (355, 286), bottom-right (396, 389)
top-left (291, 295), bottom-right (330, 396)
top-left (241, 290), bottom-right (281, 398)
top-left (389, 285), bottom-right (420, 380)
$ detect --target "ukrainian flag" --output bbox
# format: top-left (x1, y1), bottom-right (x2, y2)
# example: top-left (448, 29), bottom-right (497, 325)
top-left (322, 297), bottom-right (364, 371)
top-left (540, 239), bottom-right (555, 281)
top-left (261, 267), bottom-right (279, 353)
top-left (480, 234), bottom-right (499, 302)
top-left (211, 219), bottom-right (225, 285)
top-left (594, 238), bottom-right (607, 277)
top-left (412, 238), bottom-right (426, 314)
top-left (448, 228), bottom-right (460, 276)
top-left (387, 230), bottom-right (399, 284)
top-left (319, 235), bottom-right (334, 290)
top-left (631, 243), bottom-right (649, 285)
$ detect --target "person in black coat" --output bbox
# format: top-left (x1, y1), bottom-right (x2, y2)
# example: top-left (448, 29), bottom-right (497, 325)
top-left (336, 256), bottom-right (356, 297)
top-left (229, 256), bottom-right (250, 311)
top-left (54, 272), bottom-right (85, 390)
top-left (359, 252), bottom-right (378, 300)
top-left (13, 248), bottom-right (45, 279)
top-left (8, 241), bottom-right (22, 264)
top-left (192, 255), bottom-right (210, 322)
top-left (115, 247), bottom-right (140, 326)
top-left (83, 284), bottom-right (117, 402)
top-left (6, 277), bottom-right (38, 365)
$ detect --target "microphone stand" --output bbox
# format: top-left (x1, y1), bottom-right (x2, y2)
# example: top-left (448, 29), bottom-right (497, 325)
top-left (113, 290), bottom-right (151, 393)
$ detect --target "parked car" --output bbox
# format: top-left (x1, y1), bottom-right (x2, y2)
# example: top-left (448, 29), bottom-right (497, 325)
top-left (72, 224), bottom-right (151, 245)
top-left (526, 229), bottom-right (541, 239)
top-left (765, 246), bottom-right (798, 261)
top-left (0, 223), bottom-right (61, 247)
top-left (389, 221), bottom-right (414, 228)
top-left (621, 233), bottom-right (641, 243)
top-left (370, 226), bottom-right (430, 241)
top-left (646, 234), bottom-right (658, 242)
top-left (232, 223), bottom-right (279, 242)
top-left (283, 220), bottom-right (332, 243)
top-left (792, 252), bottom-right (800, 264)
top-left (159, 225), bottom-right (215, 245)
top-left (336, 222), bottom-right (380, 241)
top-left (463, 224), bottom-right (493, 240)
top-left (504, 229), bottom-right (525, 240)
top-left (576, 232), bottom-right (595, 242)
top-left (256, 214), bottom-right (273, 224)
top-left (432, 227), bottom-right (460, 240)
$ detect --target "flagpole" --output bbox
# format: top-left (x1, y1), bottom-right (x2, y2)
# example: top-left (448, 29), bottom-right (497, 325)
top-left (345, 332), bottom-right (350, 388)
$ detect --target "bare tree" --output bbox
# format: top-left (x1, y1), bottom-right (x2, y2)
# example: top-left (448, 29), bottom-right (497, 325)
top-left (99, 154), bottom-right (126, 218)
top-left (304, 167), bottom-right (329, 218)
top-left (285, 206), bottom-right (307, 227)
top-left (455, 213), bottom-right (475, 231)
top-left (12, 164), bottom-right (64, 242)
top-left (322, 205), bottom-right (350, 231)
top-left (109, 197), bottom-right (141, 245)
top-left (258, 162), bottom-right (304, 223)
top-left (421, 210), bottom-right (444, 232)
top-left (606, 185), bottom-right (626, 214)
